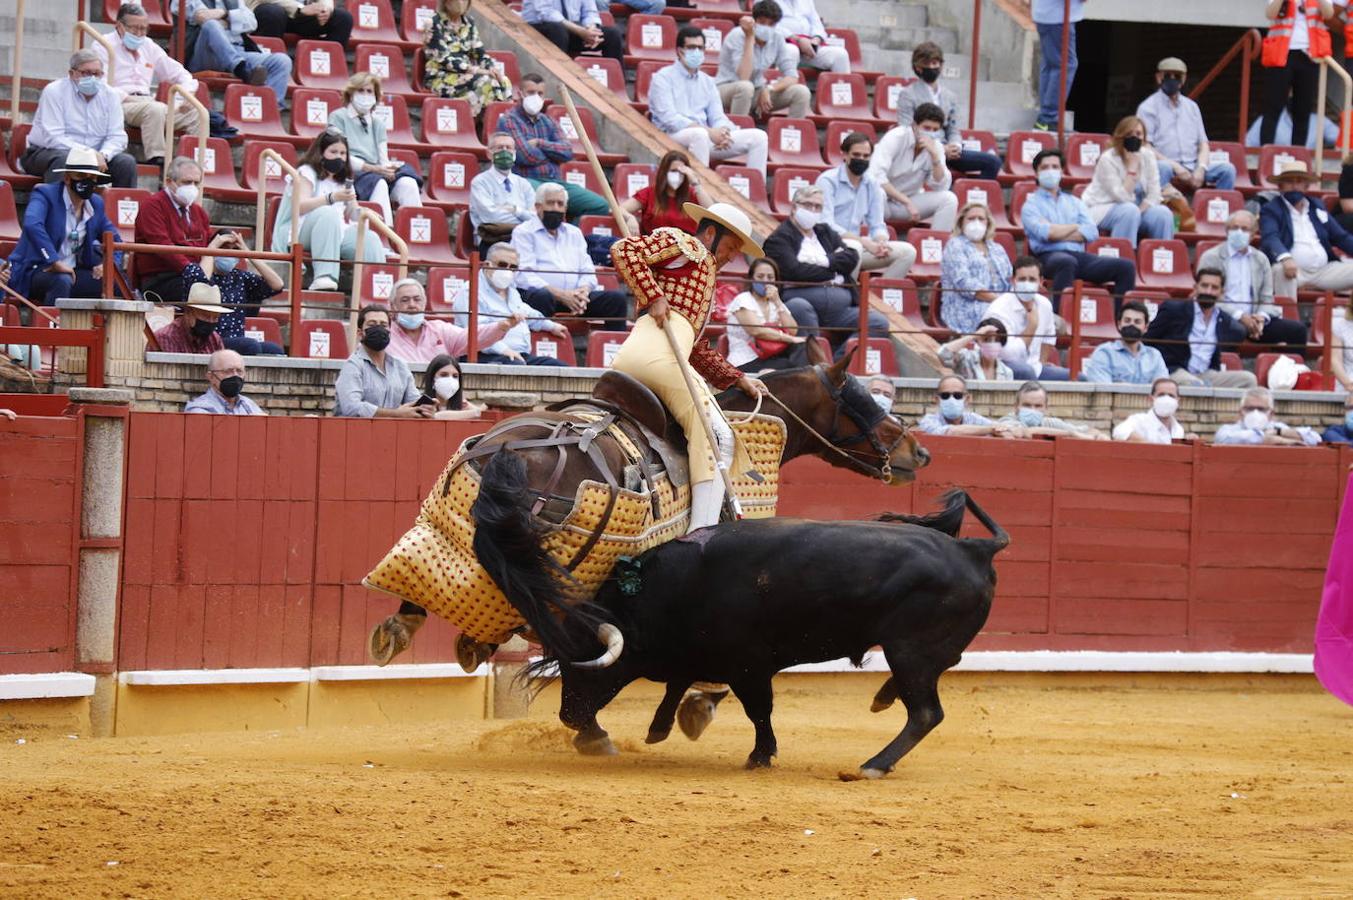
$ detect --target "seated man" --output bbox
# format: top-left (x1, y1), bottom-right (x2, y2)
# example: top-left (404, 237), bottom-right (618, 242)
top-left (898, 42), bottom-right (1002, 181)
top-left (865, 374), bottom-right (895, 413)
top-left (96, 3), bottom-right (201, 168)
top-left (1321, 393), bottom-right (1353, 444)
top-left (251, 0), bottom-right (353, 47)
top-left (1112, 376), bottom-right (1196, 443)
top-left (470, 132), bottom-right (540, 258)
top-left (716, 2), bottom-right (810, 120)
top-left (22, 51), bottom-right (137, 187)
top-left (819, 131), bottom-right (917, 280)
top-left (335, 304), bottom-right (433, 418)
top-left (1021, 148), bottom-right (1136, 312)
top-left (1083, 300), bottom-right (1170, 384)
top-left (136, 156), bottom-right (211, 303)
top-left (178, 0), bottom-right (292, 110)
top-left (649, 26), bottom-right (769, 178)
top-left (496, 74), bottom-right (610, 221)
top-left (1144, 268), bottom-right (1256, 389)
top-left (998, 380), bottom-right (1107, 440)
top-left (521, 0), bottom-right (623, 63)
top-left (6, 148), bottom-right (122, 307)
top-left (183, 229), bottom-right (285, 356)
top-left (775, 0), bottom-right (849, 74)
top-left (1214, 386), bottom-right (1320, 446)
top-left (185, 348), bottom-right (267, 415)
top-left (1260, 161), bottom-right (1353, 307)
top-left (915, 374), bottom-right (1024, 437)
top-left (868, 107), bottom-right (959, 233)
top-left (1136, 57), bottom-right (1236, 193)
top-left (510, 183), bottom-right (629, 325)
top-left (387, 278), bottom-right (514, 364)
top-left (1199, 209), bottom-right (1308, 348)
top-left (153, 282), bottom-right (229, 354)
top-left (451, 244), bottom-right (573, 367)
top-left (985, 255), bottom-right (1067, 381)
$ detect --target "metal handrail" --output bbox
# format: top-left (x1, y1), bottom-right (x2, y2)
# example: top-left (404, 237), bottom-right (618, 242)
top-left (254, 149), bottom-right (303, 254)
top-left (1187, 29), bottom-right (1262, 143)
top-left (10, 0), bottom-right (27, 126)
top-left (1316, 56), bottom-right (1353, 178)
top-left (163, 83), bottom-right (208, 181)
top-left (350, 209), bottom-right (409, 343)
top-left (73, 22), bottom-right (117, 82)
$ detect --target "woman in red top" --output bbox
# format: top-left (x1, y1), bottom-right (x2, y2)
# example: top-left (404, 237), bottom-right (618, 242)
top-left (621, 150), bottom-right (714, 234)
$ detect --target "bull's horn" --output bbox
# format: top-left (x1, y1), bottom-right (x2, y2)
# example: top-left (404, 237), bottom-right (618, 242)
top-left (574, 623), bottom-right (624, 669)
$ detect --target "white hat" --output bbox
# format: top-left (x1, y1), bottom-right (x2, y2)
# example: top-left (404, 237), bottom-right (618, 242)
top-left (184, 282), bottom-right (230, 314)
top-left (52, 147), bottom-right (113, 183)
top-left (682, 201), bottom-right (763, 258)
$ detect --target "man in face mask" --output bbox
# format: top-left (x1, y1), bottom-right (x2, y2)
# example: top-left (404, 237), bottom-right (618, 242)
top-left (180, 229), bottom-right (285, 356)
top-left (1084, 300), bottom-right (1170, 385)
top-left (1113, 377), bottom-right (1198, 444)
top-left (22, 50), bottom-right (138, 187)
top-left (866, 376), bottom-right (896, 415)
top-left (1320, 393), bottom-right (1353, 445)
top-left (816, 131), bottom-right (921, 279)
top-left (986, 255), bottom-right (1069, 381)
top-left (1198, 210), bottom-right (1308, 349)
top-left (896, 41), bottom-right (1002, 181)
top-left (1260, 161), bottom-right (1353, 306)
top-left (1215, 386), bottom-right (1321, 446)
top-left (470, 132), bottom-right (544, 258)
top-left (715, 1), bottom-right (810, 120)
top-left (1136, 57), bottom-right (1236, 193)
top-left (136, 157), bottom-right (211, 303)
top-left (867, 104), bottom-right (959, 235)
top-left (185, 349), bottom-right (267, 415)
top-left (998, 380), bottom-right (1107, 440)
top-left (153, 282), bottom-right (229, 354)
top-left (1144, 268), bottom-right (1256, 389)
top-left (916, 374), bottom-right (1022, 438)
top-left (334, 304), bottom-right (433, 418)
top-left (386, 278), bottom-right (515, 364)
top-left (450, 244), bottom-right (572, 366)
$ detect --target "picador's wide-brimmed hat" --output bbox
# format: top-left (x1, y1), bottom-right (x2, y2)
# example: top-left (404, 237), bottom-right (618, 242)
top-left (683, 201), bottom-right (763, 258)
top-left (52, 147), bottom-right (113, 183)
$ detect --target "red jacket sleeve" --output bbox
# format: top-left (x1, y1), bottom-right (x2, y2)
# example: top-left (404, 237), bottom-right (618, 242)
top-left (689, 340), bottom-right (742, 391)
top-left (135, 194), bottom-right (193, 272)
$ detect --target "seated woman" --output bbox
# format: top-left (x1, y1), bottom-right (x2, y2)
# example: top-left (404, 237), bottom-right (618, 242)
top-left (1083, 115), bottom-right (1174, 248)
top-left (939, 201), bottom-right (1012, 339)
top-left (271, 131), bottom-right (386, 292)
top-left (422, 353), bottom-right (487, 420)
top-left (724, 258), bottom-right (817, 372)
top-left (620, 150), bottom-right (712, 235)
top-left (1332, 293), bottom-right (1353, 393)
top-left (422, 0), bottom-right (512, 116)
top-left (186, 229), bottom-right (285, 356)
top-left (327, 73), bottom-right (424, 226)
top-left (938, 318), bottom-right (1016, 382)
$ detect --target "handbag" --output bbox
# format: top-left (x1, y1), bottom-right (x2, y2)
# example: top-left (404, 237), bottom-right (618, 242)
top-left (753, 336), bottom-right (790, 358)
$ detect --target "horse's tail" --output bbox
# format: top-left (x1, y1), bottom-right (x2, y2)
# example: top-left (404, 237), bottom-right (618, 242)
top-left (471, 449), bottom-right (611, 665)
top-left (876, 488), bottom-right (967, 537)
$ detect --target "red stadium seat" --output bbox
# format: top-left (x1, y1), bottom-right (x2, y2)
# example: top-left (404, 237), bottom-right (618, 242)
top-left (823, 28), bottom-right (875, 79)
top-left (240, 141), bottom-right (299, 194)
top-left (813, 73), bottom-right (872, 123)
top-left (1, 124), bottom-right (39, 190)
top-left (906, 229), bottom-right (949, 283)
top-left (577, 56), bottom-right (629, 101)
top-left (531, 331), bottom-right (579, 365)
top-left (1123, 288), bottom-right (1171, 321)
top-left (839, 336), bottom-right (899, 375)
top-left (1067, 286), bottom-right (1119, 343)
top-left (100, 187), bottom-right (152, 232)
top-left (824, 122), bottom-right (877, 167)
top-left (421, 98), bottom-right (486, 155)
top-left (586, 330), bottom-right (630, 367)
top-left (1190, 189), bottom-right (1245, 240)
top-left (427, 265), bottom-right (472, 312)
top-left (400, 0), bottom-right (439, 42)
top-left (247, 36), bottom-right (293, 85)
top-left (1136, 239), bottom-right (1193, 294)
top-left (546, 105), bottom-right (624, 165)
top-left (612, 163), bottom-right (656, 203)
top-left (873, 75), bottom-right (915, 122)
top-left (870, 278), bottom-right (949, 339)
top-left (992, 231), bottom-right (1018, 265)
top-left (291, 88), bottom-right (343, 139)
top-left (633, 61), bottom-right (663, 107)
top-left (1005, 130), bottom-right (1057, 180)
top-left (1008, 180), bottom-right (1039, 230)
top-left (767, 117), bottom-right (827, 171)
top-left (293, 321), bottom-right (349, 359)
top-left (482, 100), bottom-right (518, 141)
top-left (1065, 133), bottom-right (1110, 183)
top-left (577, 214), bottom-right (622, 239)
top-left (624, 14), bottom-right (678, 67)
top-left (373, 95), bottom-right (419, 150)
top-left (715, 164), bottom-right (773, 216)
top-left (1219, 351), bottom-right (1243, 371)
top-left (560, 161), bottom-right (605, 197)
top-left (356, 43), bottom-right (416, 97)
top-left (1257, 145), bottom-right (1313, 190)
top-left (770, 167), bottom-right (821, 216)
top-left (350, 0), bottom-right (410, 47)
top-left (355, 263), bottom-right (403, 305)
top-left (952, 179), bottom-right (1012, 231)
top-left (427, 151), bottom-right (478, 207)
top-left (295, 40), bottom-right (350, 91)
top-left (486, 51), bottom-right (521, 88)
top-left (1088, 236), bottom-right (1135, 263)
top-left (1209, 142), bottom-right (1258, 195)
top-left (224, 84), bottom-right (306, 147)
top-left (692, 17), bottom-right (734, 55)
top-left (1255, 352), bottom-right (1305, 387)
top-left (242, 316), bottom-right (283, 347)
top-left (178, 135), bottom-right (251, 202)
top-left (104, 0), bottom-right (171, 33)
top-left (397, 208), bottom-right (463, 265)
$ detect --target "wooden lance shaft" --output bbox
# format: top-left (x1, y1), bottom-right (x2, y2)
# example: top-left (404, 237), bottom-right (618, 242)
top-left (557, 86), bottom-right (742, 520)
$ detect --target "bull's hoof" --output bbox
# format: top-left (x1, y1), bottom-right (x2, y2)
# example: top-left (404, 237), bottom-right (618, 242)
top-left (837, 767), bottom-right (888, 782)
top-left (744, 750), bottom-right (776, 769)
top-left (677, 689), bottom-right (728, 741)
top-left (644, 728), bottom-right (671, 745)
top-left (368, 614), bottom-right (424, 666)
top-left (575, 733), bottom-right (619, 756)
top-left (455, 634), bottom-right (496, 672)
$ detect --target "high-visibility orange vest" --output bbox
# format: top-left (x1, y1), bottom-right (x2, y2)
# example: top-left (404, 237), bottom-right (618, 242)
top-left (1264, 0), bottom-right (1333, 67)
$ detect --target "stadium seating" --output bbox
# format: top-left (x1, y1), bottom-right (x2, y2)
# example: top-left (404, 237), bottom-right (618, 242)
top-left (294, 320), bottom-right (349, 359)
top-left (1136, 239), bottom-right (1192, 294)
top-left (1088, 237), bottom-right (1135, 264)
top-left (952, 179), bottom-right (1013, 231)
top-left (770, 167), bottom-right (821, 216)
top-left (546, 105), bottom-right (624, 165)
top-left (295, 40), bottom-right (350, 91)
top-left (427, 265), bottom-right (472, 312)
top-left (813, 73), bottom-right (873, 124)
top-left (531, 331), bottom-right (579, 365)
top-left (349, 0), bottom-right (411, 48)
top-left (291, 88), bottom-right (343, 140)
top-left (1067, 287), bottom-right (1119, 343)
top-left (355, 43), bottom-right (417, 97)
top-left (1209, 142), bottom-right (1258, 195)
top-left (224, 84), bottom-right (307, 147)
top-left (612, 163), bottom-right (656, 204)
top-left (421, 98), bottom-right (486, 155)
top-left (1256, 145), bottom-right (1313, 190)
top-left (1065, 133), bottom-right (1110, 183)
top-left (824, 122), bottom-right (876, 167)
top-left (1005, 130), bottom-right (1057, 180)
top-left (426, 151), bottom-right (478, 208)
top-left (577, 57), bottom-right (629, 102)
top-left (839, 336), bottom-right (899, 375)
top-left (178, 136), bottom-right (253, 202)
top-left (624, 14), bottom-right (677, 67)
top-left (356, 264), bottom-right (403, 306)
top-left (767, 118), bottom-right (827, 172)
top-left (396, 208), bottom-right (462, 265)
top-left (1189, 189), bottom-right (1245, 241)
top-left (715, 165), bottom-right (773, 216)
top-left (906, 229), bottom-right (949, 284)
top-left (586, 331), bottom-right (630, 367)
top-left (870, 279), bottom-right (949, 340)
top-left (242, 317), bottom-right (284, 347)
top-left (561, 161), bottom-right (605, 197)
top-left (240, 141), bottom-right (299, 194)
top-left (1254, 352), bottom-right (1305, 387)
top-left (872, 76), bottom-right (914, 122)
top-left (400, 0), bottom-right (439, 43)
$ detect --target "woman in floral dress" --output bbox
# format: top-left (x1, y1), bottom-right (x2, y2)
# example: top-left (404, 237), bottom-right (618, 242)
top-left (422, 0), bottom-right (512, 115)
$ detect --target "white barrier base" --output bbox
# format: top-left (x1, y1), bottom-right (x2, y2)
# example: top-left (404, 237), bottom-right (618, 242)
top-left (786, 651), bottom-right (1315, 675)
top-left (0, 672), bottom-right (97, 700)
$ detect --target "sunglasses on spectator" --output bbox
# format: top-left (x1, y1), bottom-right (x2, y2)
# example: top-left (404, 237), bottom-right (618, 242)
top-left (938, 391), bottom-right (965, 400)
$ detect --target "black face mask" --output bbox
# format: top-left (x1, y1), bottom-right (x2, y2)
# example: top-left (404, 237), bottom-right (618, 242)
top-left (915, 66), bottom-right (941, 83)
top-left (190, 318), bottom-right (217, 339)
top-left (362, 325), bottom-right (391, 352)
top-left (1160, 76), bottom-right (1182, 97)
top-left (1119, 324), bottom-right (1143, 341)
top-left (847, 158), bottom-right (870, 176)
top-left (69, 178), bottom-right (96, 200)
top-left (1122, 136), bottom-right (1143, 153)
top-left (322, 156), bottom-right (347, 176)
top-left (218, 375), bottom-right (244, 398)
top-left (1196, 293), bottom-right (1219, 309)
top-left (540, 209), bottom-right (565, 231)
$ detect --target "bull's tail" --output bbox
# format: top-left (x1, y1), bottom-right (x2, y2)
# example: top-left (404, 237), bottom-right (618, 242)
top-left (876, 488), bottom-right (967, 537)
top-left (961, 493), bottom-right (1010, 565)
top-left (471, 450), bottom-right (607, 664)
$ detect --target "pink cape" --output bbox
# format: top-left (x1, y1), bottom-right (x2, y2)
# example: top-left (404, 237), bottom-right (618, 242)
top-left (1315, 471), bottom-right (1353, 707)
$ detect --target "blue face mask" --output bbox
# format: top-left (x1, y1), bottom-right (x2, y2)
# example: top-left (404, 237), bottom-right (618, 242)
top-left (1037, 169), bottom-right (1061, 191)
top-left (1226, 228), bottom-right (1250, 252)
top-left (753, 24), bottom-right (774, 43)
top-left (938, 396), bottom-right (965, 421)
top-left (76, 75), bottom-right (99, 96)
top-left (751, 282), bottom-right (769, 296)
top-left (682, 48), bottom-right (705, 69)
top-left (122, 32), bottom-right (145, 51)
top-left (1282, 190), bottom-right (1305, 206)
top-left (1018, 407), bottom-right (1044, 428)
top-left (396, 312), bottom-right (425, 330)
top-left (214, 256), bottom-right (237, 274)
top-left (1345, 410), bottom-right (1353, 432)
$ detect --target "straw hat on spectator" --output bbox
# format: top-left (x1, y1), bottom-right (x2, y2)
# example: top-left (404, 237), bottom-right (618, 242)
top-left (683, 202), bottom-right (763, 258)
top-left (183, 282), bottom-right (230, 314)
top-left (1273, 161), bottom-right (1319, 184)
top-left (1156, 57), bottom-right (1187, 75)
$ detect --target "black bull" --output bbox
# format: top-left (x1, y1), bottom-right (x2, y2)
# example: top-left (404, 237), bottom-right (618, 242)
top-left (539, 489), bottom-right (1009, 779)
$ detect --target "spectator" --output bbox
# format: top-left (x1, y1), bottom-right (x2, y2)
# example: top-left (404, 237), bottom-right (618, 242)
top-left (1246, 108), bottom-right (1339, 149)
top-left (1199, 209), bottom-right (1308, 349)
top-left (916, 374), bottom-right (1023, 437)
top-left (1028, 0), bottom-right (1085, 131)
top-left (471, 131), bottom-right (540, 257)
top-left (1136, 57), bottom-right (1237, 193)
top-left (135, 156), bottom-right (210, 303)
top-left (820, 131), bottom-right (918, 279)
top-left (6, 148), bottom-right (122, 306)
top-left (898, 42), bottom-right (1002, 181)
top-left (1321, 392), bottom-right (1353, 444)
top-left (1261, 160), bottom-right (1353, 303)
top-left (327, 74), bottom-right (424, 226)
top-left (22, 50), bottom-right (136, 187)
top-left (986, 255), bottom-right (1068, 381)
top-left (178, 0), bottom-right (292, 110)
top-left (1336, 151), bottom-right (1353, 232)
top-left (95, 4), bottom-right (200, 169)
top-left (940, 201), bottom-right (1011, 338)
top-left (251, 0), bottom-right (352, 47)
top-left (510, 183), bottom-right (629, 324)
top-left (154, 282), bottom-right (229, 353)
top-left (496, 74), bottom-right (610, 220)
top-left (871, 107), bottom-right (959, 235)
top-left (866, 375), bottom-right (895, 413)
top-left (388, 277), bottom-right (513, 364)
top-left (1083, 115), bottom-right (1173, 248)
top-left (183, 229), bottom-right (284, 356)
top-left (449, 244), bottom-right (572, 367)
top-left (521, 0), bottom-right (623, 63)
top-left (716, 2), bottom-right (810, 120)
top-left (1214, 385), bottom-right (1321, 445)
top-left (776, 0), bottom-right (850, 74)
top-left (1332, 294), bottom-right (1353, 392)
top-left (762, 184), bottom-right (889, 352)
top-left (1022, 148), bottom-right (1136, 312)
top-left (621, 150), bottom-right (711, 235)
top-left (185, 348), bottom-right (267, 415)
top-left (1144, 268), bottom-right (1257, 388)
top-left (1084, 300), bottom-right (1170, 384)
top-left (650, 27), bottom-right (770, 178)
top-left (1112, 377), bottom-right (1195, 443)
top-left (724, 256), bottom-right (814, 372)
top-left (334, 304), bottom-right (432, 418)
top-left (421, 353), bottom-right (487, 420)
top-left (938, 318), bottom-right (1016, 382)
top-left (422, 0), bottom-right (512, 115)
top-left (1260, 0), bottom-right (1333, 149)
top-left (271, 130), bottom-right (385, 292)
top-left (999, 380), bottom-right (1108, 439)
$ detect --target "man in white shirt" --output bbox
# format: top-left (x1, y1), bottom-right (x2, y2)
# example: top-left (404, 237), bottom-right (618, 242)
top-left (817, 131), bottom-right (916, 280)
top-left (986, 255), bottom-right (1067, 380)
top-left (510, 182), bottom-right (628, 325)
top-left (715, 2), bottom-right (810, 119)
top-left (1113, 377), bottom-right (1194, 443)
top-left (1198, 209), bottom-right (1308, 347)
top-left (775, 0), bottom-right (849, 74)
top-left (1214, 386), bottom-right (1321, 446)
top-left (450, 243), bottom-right (572, 367)
top-left (22, 50), bottom-right (137, 187)
top-left (868, 105), bottom-right (959, 232)
top-left (1259, 161), bottom-right (1353, 307)
top-left (470, 132), bottom-right (540, 258)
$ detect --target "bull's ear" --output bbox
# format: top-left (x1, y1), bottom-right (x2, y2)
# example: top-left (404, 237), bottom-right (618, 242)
top-left (828, 345), bottom-right (856, 382)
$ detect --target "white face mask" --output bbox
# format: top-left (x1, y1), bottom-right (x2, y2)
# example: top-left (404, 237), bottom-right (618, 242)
top-left (174, 184), bottom-right (199, 207)
top-left (794, 207), bottom-right (820, 229)
top-left (434, 375), bottom-right (461, 401)
top-left (666, 170), bottom-right (685, 191)
top-left (522, 94), bottom-right (545, 116)
top-left (487, 268), bottom-right (515, 291)
top-left (871, 392), bottom-right (892, 413)
top-left (1013, 279), bottom-right (1040, 296)
top-left (962, 219), bottom-right (987, 242)
top-left (1152, 394), bottom-right (1179, 419)
top-left (1243, 409), bottom-right (1269, 431)
top-left (353, 92), bottom-right (377, 113)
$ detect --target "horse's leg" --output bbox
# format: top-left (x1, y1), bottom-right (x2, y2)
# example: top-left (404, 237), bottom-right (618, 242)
top-left (729, 677), bottom-right (777, 769)
top-left (645, 679), bottom-right (693, 744)
top-left (454, 634), bottom-right (498, 672)
top-left (368, 601), bottom-right (427, 666)
top-left (677, 682), bottom-right (731, 741)
top-left (870, 676), bottom-right (898, 713)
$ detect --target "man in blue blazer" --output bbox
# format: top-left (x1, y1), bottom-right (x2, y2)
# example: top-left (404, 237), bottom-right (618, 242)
top-left (5, 147), bottom-right (122, 308)
top-left (1144, 267), bottom-right (1257, 388)
top-left (1260, 160), bottom-right (1353, 303)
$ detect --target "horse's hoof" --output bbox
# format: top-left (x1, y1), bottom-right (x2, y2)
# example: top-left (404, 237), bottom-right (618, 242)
top-left (644, 728), bottom-right (671, 745)
top-left (575, 734), bottom-right (619, 756)
top-left (368, 614), bottom-right (425, 666)
top-left (677, 692), bottom-right (718, 741)
top-left (455, 634), bottom-right (496, 672)
top-left (869, 697), bottom-right (894, 713)
top-left (744, 751), bottom-right (775, 770)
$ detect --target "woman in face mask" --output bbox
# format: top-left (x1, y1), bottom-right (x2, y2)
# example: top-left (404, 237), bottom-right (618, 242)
top-left (326, 73), bottom-right (425, 226)
top-left (724, 257), bottom-right (816, 372)
top-left (620, 150), bottom-right (713, 235)
top-left (938, 317), bottom-right (1016, 383)
top-left (182, 230), bottom-right (287, 356)
top-left (422, 0), bottom-right (512, 115)
top-left (1082, 115), bottom-right (1175, 249)
top-left (939, 202), bottom-right (1012, 338)
top-left (271, 130), bottom-right (387, 292)
top-left (420, 353), bottom-right (487, 420)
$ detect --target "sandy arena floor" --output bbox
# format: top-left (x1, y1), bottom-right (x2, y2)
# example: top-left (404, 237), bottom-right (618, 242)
top-left (2, 673), bottom-right (1351, 899)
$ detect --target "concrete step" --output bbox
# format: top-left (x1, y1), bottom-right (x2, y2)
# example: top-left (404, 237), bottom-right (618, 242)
top-left (859, 48), bottom-right (989, 85)
top-left (815, 0), bottom-right (931, 31)
top-left (877, 26), bottom-right (962, 55)
top-left (966, 81), bottom-right (1040, 134)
